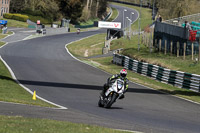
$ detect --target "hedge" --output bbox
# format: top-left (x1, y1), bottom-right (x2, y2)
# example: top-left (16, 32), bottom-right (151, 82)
top-left (28, 15), bottom-right (52, 24)
top-left (3, 13), bottom-right (29, 22)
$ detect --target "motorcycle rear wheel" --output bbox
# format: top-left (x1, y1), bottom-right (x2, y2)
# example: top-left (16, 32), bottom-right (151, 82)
top-left (98, 98), bottom-right (104, 107)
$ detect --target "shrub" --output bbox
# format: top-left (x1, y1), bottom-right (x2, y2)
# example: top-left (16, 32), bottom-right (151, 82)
top-left (3, 13), bottom-right (13, 19)
top-left (3, 13), bottom-right (52, 24)
top-left (28, 15), bottom-right (52, 24)
top-left (21, 8), bottom-right (44, 17)
top-left (3, 13), bottom-right (29, 22)
top-left (12, 14), bottom-right (29, 22)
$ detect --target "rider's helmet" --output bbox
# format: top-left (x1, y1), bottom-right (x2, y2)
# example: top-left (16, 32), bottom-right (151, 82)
top-left (120, 69), bottom-right (127, 79)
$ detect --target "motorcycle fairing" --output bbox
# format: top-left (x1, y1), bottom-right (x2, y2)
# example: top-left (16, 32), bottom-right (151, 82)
top-left (105, 79), bottom-right (125, 97)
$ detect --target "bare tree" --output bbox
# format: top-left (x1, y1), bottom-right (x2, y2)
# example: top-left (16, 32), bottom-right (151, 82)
top-left (96, 0), bottom-right (99, 17)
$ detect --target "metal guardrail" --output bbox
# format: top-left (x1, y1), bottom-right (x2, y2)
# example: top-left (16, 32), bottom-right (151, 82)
top-left (113, 54), bottom-right (200, 92)
top-left (103, 7), bottom-right (113, 21)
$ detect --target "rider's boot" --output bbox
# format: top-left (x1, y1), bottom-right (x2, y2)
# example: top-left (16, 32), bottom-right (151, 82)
top-left (101, 84), bottom-right (108, 98)
top-left (119, 89), bottom-right (127, 99)
top-left (119, 94), bottom-right (125, 99)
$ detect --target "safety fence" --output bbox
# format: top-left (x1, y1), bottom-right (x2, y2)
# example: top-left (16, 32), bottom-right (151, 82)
top-left (113, 54), bottom-right (200, 92)
top-left (27, 19), bottom-right (36, 29)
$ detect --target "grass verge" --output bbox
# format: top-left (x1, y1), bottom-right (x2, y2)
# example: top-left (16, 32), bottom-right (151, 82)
top-left (0, 59), bottom-right (56, 107)
top-left (0, 41), bottom-right (5, 47)
top-left (2, 18), bottom-right (28, 28)
top-left (67, 33), bottom-right (106, 58)
top-left (108, 7), bottom-right (119, 21)
top-left (111, 37), bottom-right (200, 75)
top-left (0, 115), bottom-right (131, 133)
top-left (0, 31), bottom-right (13, 47)
top-left (0, 34), bottom-right (8, 39)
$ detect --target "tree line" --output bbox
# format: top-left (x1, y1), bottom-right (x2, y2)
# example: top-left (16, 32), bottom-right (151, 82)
top-left (154, 0), bottom-right (200, 20)
top-left (116, 0), bottom-right (200, 20)
top-left (10, 0), bottom-right (108, 24)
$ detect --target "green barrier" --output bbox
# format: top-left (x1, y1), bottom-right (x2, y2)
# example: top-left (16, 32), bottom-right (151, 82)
top-left (74, 24), bottom-right (94, 29)
top-left (113, 54), bottom-right (200, 92)
top-left (28, 25), bottom-right (36, 28)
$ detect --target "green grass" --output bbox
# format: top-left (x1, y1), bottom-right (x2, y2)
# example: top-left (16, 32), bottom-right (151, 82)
top-left (2, 18), bottom-right (28, 28)
top-left (0, 115), bottom-right (131, 133)
top-left (0, 31), bottom-right (13, 47)
top-left (67, 33), bottom-right (106, 57)
top-left (110, 30), bottom-right (200, 75)
top-left (79, 18), bottom-right (99, 26)
top-left (122, 46), bottom-right (200, 74)
top-left (0, 34), bottom-right (7, 39)
top-left (108, 7), bottom-right (119, 21)
top-left (0, 41), bottom-right (6, 47)
top-left (0, 58), bottom-right (55, 107)
top-left (0, 31), bottom-right (13, 39)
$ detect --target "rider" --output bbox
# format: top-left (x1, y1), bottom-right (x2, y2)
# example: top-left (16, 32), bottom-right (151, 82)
top-left (101, 69), bottom-right (129, 99)
top-left (77, 28), bottom-right (80, 34)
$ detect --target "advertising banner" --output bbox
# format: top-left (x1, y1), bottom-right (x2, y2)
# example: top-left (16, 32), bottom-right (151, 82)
top-left (98, 21), bottom-right (121, 29)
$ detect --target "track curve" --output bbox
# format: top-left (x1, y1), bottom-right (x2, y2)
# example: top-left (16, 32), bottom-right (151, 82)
top-left (0, 4), bottom-right (200, 133)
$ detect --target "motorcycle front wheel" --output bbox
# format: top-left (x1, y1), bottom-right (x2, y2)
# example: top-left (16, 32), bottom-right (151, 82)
top-left (104, 93), bottom-right (118, 108)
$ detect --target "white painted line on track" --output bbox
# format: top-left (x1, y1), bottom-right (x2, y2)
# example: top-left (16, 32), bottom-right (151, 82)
top-left (0, 31), bottom-right (27, 48)
top-left (22, 35), bottom-right (35, 40)
top-left (0, 56), bottom-right (67, 109)
top-left (0, 101), bottom-right (61, 110)
top-left (0, 42), bottom-right (8, 49)
top-left (0, 31), bottom-right (15, 49)
top-left (116, 129), bottom-right (143, 133)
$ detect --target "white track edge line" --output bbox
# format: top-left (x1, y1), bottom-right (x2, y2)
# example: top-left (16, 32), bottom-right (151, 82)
top-left (0, 101), bottom-right (60, 110)
top-left (116, 129), bottom-right (143, 133)
top-left (0, 31), bottom-right (15, 49)
top-left (0, 56), bottom-right (67, 109)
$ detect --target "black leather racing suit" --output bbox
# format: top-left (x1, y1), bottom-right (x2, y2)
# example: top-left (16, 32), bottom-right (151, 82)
top-left (102, 74), bottom-right (129, 98)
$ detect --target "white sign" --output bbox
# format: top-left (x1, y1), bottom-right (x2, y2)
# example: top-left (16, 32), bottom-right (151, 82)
top-left (98, 21), bottom-right (121, 29)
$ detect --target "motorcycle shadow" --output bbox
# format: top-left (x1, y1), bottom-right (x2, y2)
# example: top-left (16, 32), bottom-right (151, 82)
top-left (108, 107), bottom-right (123, 109)
top-left (98, 106), bottom-right (123, 109)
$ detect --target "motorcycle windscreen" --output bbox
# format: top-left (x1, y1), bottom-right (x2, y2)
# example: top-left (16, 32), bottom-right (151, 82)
top-left (117, 80), bottom-right (124, 90)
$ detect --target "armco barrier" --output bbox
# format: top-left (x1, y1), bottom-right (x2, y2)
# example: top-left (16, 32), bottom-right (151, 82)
top-left (113, 54), bottom-right (200, 92)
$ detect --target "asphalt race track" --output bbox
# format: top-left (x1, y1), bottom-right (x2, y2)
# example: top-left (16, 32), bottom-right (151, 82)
top-left (0, 4), bottom-right (200, 133)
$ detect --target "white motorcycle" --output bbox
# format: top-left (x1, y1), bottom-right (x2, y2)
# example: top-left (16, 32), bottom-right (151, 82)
top-left (98, 79), bottom-right (125, 108)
